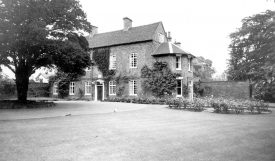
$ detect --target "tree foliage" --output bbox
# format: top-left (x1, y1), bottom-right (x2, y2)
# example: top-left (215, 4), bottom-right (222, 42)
top-left (227, 10), bottom-right (275, 102)
top-left (141, 62), bottom-right (180, 98)
top-left (49, 71), bottom-right (78, 98)
top-left (193, 56), bottom-right (215, 81)
top-left (0, 0), bottom-right (92, 101)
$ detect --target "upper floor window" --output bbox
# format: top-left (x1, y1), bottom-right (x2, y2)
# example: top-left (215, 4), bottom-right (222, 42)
top-left (130, 53), bottom-right (137, 68)
top-left (158, 33), bottom-right (165, 43)
top-left (85, 81), bottom-right (91, 95)
top-left (53, 82), bottom-right (58, 95)
top-left (109, 53), bottom-right (116, 70)
top-left (129, 80), bottom-right (137, 96)
top-left (188, 58), bottom-right (191, 71)
top-left (69, 82), bottom-right (75, 95)
top-left (109, 81), bottom-right (116, 95)
top-left (176, 56), bottom-right (181, 70)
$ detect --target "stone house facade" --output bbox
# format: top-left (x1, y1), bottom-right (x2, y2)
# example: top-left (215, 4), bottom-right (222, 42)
top-left (52, 17), bottom-right (195, 101)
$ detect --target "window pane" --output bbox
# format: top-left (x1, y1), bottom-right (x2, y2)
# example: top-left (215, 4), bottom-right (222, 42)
top-left (177, 80), bottom-right (182, 95)
top-left (133, 80), bottom-right (137, 94)
top-left (110, 53), bottom-right (116, 69)
top-left (130, 53), bottom-right (137, 68)
top-left (70, 82), bottom-right (75, 95)
top-left (129, 80), bottom-right (137, 95)
top-left (85, 82), bottom-right (91, 94)
top-left (177, 88), bottom-right (181, 95)
top-left (176, 56), bottom-right (181, 69)
top-left (109, 81), bottom-right (116, 95)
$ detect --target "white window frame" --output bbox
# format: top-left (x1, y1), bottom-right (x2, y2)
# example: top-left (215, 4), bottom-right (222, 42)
top-left (176, 79), bottom-right (182, 97)
top-left (158, 33), bottom-right (165, 43)
top-left (188, 58), bottom-right (191, 72)
top-left (69, 82), bottom-right (75, 95)
top-left (109, 53), bottom-right (116, 70)
top-left (109, 81), bottom-right (116, 95)
top-left (130, 53), bottom-right (137, 68)
top-left (85, 81), bottom-right (91, 95)
top-left (176, 56), bottom-right (181, 70)
top-left (53, 82), bottom-right (58, 95)
top-left (129, 80), bottom-right (137, 96)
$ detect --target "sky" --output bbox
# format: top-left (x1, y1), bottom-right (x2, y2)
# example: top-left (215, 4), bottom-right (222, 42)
top-left (1, 0), bottom-right (275, 78)
top-left (79, 0), bottom-right (274, 76)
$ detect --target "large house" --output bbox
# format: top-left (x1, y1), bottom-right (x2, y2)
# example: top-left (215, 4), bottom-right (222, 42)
top-left (52, 17), bottom-right (195, 101)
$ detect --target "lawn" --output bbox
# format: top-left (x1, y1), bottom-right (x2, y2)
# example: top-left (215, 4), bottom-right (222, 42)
top-left (0, 102), bottom-right (275, 161)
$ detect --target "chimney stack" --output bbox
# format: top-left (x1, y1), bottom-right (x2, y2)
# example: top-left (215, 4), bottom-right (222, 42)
top-left (89, 26), bottom-right (98, 38)
top-left (174, 41), bottom-right (181, 47)
top-left (123, 17), bottom-right (132, 31)
top-left (167, 32), bottom-right (172, 42)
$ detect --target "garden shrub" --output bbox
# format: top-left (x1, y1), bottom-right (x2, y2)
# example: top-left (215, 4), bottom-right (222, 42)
top-left (105, 96), bottom-right (270, 114)
top-left (207, 97), bottom-right (270, 114)
top-left (141, 62), bottom-right (179, 98)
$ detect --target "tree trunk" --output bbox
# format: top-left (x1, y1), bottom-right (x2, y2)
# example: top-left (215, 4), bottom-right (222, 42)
top-left (15, 69), bottom-right (30, 102)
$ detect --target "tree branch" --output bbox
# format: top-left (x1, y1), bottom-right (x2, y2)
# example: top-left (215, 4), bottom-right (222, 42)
top-left (3, 64), bottom-right (15, 73)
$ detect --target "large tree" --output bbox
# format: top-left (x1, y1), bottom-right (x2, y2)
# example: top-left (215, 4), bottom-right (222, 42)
top-left (0, 0), bottom-right (92, 102)
top-left (227, 10), bottom-right (275, 101)
top-left (193, 56), bottom-right (215, 81)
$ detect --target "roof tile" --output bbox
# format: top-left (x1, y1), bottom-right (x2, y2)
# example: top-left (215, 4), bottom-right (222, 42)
top-left (87, 22), bottom-right (161, 48)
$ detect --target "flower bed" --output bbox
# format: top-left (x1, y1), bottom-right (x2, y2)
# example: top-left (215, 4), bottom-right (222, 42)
top-left (105, 96), bottom-right (271, 114)
top-left (207, 97), bottom-right (270, 114)
top-left (105, 97), bottom-right (206, 112)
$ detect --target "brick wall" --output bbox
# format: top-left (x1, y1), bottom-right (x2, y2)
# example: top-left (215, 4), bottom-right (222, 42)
top-left (200, 81), bottom-right (251, 99)
top-left (28, 82), bottom-right (49, 97)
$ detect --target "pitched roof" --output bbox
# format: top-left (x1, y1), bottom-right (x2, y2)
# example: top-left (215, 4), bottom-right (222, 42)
top-left (152, 42), bottom-right (195, 57)
top-left (87, 22), bottom-right (161, 48)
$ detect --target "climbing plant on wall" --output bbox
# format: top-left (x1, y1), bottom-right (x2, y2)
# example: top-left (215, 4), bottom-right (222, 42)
top-left (92, 48), bottom-right (115, 79)
top-left (141, 61), bottom-right (180, 98)
top-left (49, 71), bottom-right (80, 98)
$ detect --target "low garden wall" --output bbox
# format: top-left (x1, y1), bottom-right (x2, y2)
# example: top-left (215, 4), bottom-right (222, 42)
top-left (0, 82), bottom-right (50, 99)
top-left (199, 81), bottom-right (251, 99)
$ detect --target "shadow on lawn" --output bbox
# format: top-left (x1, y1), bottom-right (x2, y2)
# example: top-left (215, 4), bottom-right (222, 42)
top-left (0, 100), bottom-right (55, 109)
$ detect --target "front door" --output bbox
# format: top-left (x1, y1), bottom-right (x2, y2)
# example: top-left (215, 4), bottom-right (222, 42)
top-left (97, 85), bottom-right (103, 101)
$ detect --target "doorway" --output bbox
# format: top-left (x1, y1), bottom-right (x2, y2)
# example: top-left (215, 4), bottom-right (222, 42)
top-left (95, 81), bottom-right (104, 101)
top-left (97, 85), bottom-right (103, 101)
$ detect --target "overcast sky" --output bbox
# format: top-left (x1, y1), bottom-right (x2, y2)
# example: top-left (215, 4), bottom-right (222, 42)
top-left (1, 0), bottom-right (274, 78)
top-left (80, 0), bottom-right (274, 76)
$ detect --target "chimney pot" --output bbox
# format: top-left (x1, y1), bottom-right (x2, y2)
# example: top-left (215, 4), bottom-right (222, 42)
top-left (167, 31), bottom-right (172, 42)
top-left (123, 17), bottom-right (132, 31)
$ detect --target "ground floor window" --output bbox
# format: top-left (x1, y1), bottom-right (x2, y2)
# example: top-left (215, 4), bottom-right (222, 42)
top-left (53, 82), bottom-right (58, 95)
top-left (129, 80), bottom-right (137, 96)
top-left (69, 82), bottom-right (75, 95)
top-left (176, 80), bottom-right (182, 97)
top-left (109, 81), bottom-right (116, 95)
top-left (85, 81), bottom-right (91, 95)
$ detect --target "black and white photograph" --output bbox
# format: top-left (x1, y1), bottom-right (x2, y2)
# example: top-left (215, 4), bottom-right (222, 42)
top-left (0, 0), bottom-right (275, 160)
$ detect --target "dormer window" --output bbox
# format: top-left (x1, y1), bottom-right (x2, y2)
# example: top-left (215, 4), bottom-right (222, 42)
top-left (176, 56), bottom-right (181, 70)
top-left (109, 53), bottom-right (116, 69)
top-left (158, 33), bottom-right (165, 43)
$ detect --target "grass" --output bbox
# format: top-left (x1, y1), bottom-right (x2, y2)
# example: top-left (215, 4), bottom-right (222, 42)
top-left (0, 102), bottom-right (275, 161)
